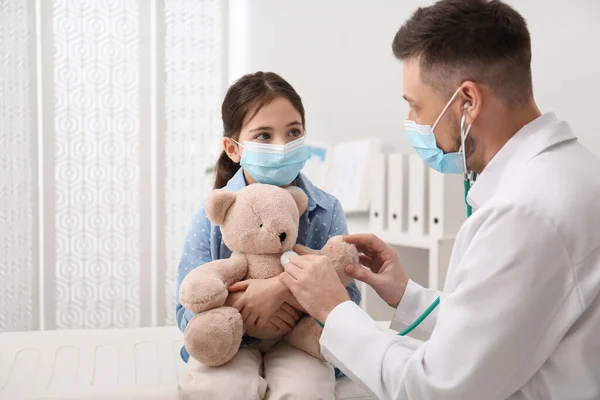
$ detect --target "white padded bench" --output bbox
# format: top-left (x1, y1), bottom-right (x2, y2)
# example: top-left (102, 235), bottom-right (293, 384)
top-left (0, 322), bottom-right (392, 400)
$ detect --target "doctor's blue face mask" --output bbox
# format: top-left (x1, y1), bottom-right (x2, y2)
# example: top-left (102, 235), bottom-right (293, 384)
top-left (232, 136), bottom-right (310, 186)
top-left (404, 87), bottom-right (471, 174)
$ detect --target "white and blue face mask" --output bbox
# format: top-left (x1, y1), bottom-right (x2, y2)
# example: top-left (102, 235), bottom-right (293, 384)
top-left (233, 136), bottom-right (310, 186)
top-left (404, 87), bottom-right (471, 174)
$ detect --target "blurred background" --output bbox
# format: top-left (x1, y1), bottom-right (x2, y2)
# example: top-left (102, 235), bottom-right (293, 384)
top-left (1, 0), bottom-right (599, 333)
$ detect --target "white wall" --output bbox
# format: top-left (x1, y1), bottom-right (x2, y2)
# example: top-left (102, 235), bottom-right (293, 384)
top-left (228, 0), bottom-right (600, 319)
top-left (229, 0), bottom-right (600, 153)
top-left (521, 0), bottom-right (600, 151)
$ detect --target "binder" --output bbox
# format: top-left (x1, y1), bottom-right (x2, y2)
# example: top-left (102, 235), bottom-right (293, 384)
top-left (387, 153), bottom-right (406, 233)
top-left (368, 153), bottom-right (386, 232)
top-left (320, 138), bottom-right (381, 213)
top-left (428, 170), bottom-right (465, 237)
top-left (408, 154), bottom-right (428, 236)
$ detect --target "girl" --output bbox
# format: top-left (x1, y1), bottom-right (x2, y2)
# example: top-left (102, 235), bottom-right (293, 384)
top-left (176, 71), bottom-right (361, 399)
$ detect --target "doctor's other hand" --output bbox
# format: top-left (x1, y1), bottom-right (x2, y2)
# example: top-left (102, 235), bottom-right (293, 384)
top-left (343, 234), bottom-right (409, 308)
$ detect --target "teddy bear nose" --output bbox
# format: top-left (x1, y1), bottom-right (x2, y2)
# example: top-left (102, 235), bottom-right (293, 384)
top-left (278, 232), bottom-right (287, 243)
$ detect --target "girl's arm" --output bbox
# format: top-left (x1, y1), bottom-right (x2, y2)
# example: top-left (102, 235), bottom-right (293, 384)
top-left (175, 202), bottom-right (213, 333)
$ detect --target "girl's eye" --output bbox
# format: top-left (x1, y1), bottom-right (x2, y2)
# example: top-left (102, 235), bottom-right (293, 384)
top-left (259, 223), bottom-right (263, 228)
top-left (288, 128), bottom-right (301, 137)
top-left (256, 133), bottom-right (270, 140)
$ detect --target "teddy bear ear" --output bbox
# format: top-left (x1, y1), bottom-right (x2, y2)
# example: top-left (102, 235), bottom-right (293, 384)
top-left (205, 189), bottom-right (237, 225)
top-left (286, 187), bottom-right (308, 215)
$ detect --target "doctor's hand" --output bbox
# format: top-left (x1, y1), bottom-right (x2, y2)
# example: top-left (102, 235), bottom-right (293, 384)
top-left (343, 234), bottom-right (409, 308)
top-left (279, 254), bottom-right (350, 323)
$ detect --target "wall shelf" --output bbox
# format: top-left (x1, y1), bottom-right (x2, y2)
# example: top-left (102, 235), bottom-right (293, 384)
top-left (373, 231), bottom-right (455, 250)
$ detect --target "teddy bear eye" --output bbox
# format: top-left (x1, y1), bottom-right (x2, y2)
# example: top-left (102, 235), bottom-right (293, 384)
top-left (259, 224), bottom-right (263, 228)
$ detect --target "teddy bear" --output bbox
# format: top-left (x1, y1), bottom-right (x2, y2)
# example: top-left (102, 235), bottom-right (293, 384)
top-left (178, 183), bottom-right (359, 367)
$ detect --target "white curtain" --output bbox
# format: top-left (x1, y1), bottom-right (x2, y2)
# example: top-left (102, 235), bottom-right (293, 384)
top-left (0, 0), bottom-right (225, 331)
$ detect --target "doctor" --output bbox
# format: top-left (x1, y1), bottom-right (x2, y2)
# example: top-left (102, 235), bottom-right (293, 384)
top-left (280, 0), bottom-right (600, 399)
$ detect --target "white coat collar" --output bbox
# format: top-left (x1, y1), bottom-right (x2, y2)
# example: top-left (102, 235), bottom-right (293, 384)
top-left (467, 112), bottom-right (577, 211)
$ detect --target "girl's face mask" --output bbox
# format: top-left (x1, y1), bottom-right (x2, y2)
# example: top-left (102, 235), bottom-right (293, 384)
top-left (232, 136), bottom-right (310, 186)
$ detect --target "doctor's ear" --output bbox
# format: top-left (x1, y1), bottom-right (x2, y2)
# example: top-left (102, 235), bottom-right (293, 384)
top-left (459, 81), bottom-right (482, 125)
top-left (463, 101), bottom-right (481, 126)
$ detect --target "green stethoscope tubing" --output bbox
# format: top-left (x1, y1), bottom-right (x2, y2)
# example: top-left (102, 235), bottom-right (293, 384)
top-left (316, 177), bottom-right (474, 336)
top-left (316, 294), bottom-right (441, 335)
top-left (396, 295), bottom-right (441, 336)
top-left (393, 178), bottom-right (472, 336)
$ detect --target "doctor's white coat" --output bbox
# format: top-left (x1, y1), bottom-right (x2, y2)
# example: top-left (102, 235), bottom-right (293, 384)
top-left (320, 113), bottom-right (600, 399)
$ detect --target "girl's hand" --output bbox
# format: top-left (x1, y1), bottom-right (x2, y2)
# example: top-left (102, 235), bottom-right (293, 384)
top-left (268, 303), bottom-right (301, 331)
top-left (227, 290), bottom-right (300, 339)
top-left (229, 277), bottom-right (300, 327)
top-left (224, 290), bottom-right (244, 308)
top-left (250, 304), bottom-right (301, 339)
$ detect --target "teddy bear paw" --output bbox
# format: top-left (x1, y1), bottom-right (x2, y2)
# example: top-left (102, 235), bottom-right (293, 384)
top-left (184, 307), bottom-right (244, 367)
top-left (179, 276), bottom-right (228, 314)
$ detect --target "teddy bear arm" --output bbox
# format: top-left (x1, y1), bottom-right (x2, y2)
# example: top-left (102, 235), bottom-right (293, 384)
top-left (322, 236), bottom-right (360, 288)
top-left (181, 254), bottom-right (248, 289)
top-left (215, 253), bottom-right (249, 286)
top-left (284, 316), bottom-right (325, 361)
top-left (179, 254), bottom-right (249, 314)
top-left (292, 243), bottom-right (323, 256)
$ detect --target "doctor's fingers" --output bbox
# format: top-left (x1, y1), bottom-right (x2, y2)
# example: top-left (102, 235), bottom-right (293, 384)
top-left (280, 272), bottom-right (307, 301)
top-left (284, 263), bottom-right (304, 280)
top-left (288, 255), bottom-right (316, 269)
top-left (280, 271), bottom-right (299, 291)
top-left (345, 264), bottom-right (379, 286)
top-left (344, 234), bottom-right (393, 258)
top-left (292, 243), bottom-right (319, 256)
top-left (358, 254), bottom-right (384, 273)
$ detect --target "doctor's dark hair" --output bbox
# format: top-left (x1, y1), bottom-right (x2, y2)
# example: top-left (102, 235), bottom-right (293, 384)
top-left (392, 0), bottom-right (533, 107)
top-left (214, 71), bottom-right (306, 189)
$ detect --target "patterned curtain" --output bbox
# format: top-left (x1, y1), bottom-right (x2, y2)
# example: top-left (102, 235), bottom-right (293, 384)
top-left (163, 0), bottom-right (224, 326)
top-left (0, 0), bottom-right (224, 331)
top-left (0, 0), bottom-right (38, 331)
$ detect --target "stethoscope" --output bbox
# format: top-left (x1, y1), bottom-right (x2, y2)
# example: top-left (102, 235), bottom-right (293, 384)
top-left (285, 107), bottom-right (476, 336)
top-left (305, 173), bottom-right (474, 335)
top-left (395, 106), bottom-right (475, 337)
top-left (395, 171), bottom-right (473, 337)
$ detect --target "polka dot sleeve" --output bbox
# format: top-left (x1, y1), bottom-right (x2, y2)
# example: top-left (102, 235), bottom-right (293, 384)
top-left (175, 203), bottom-right (213, 333)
